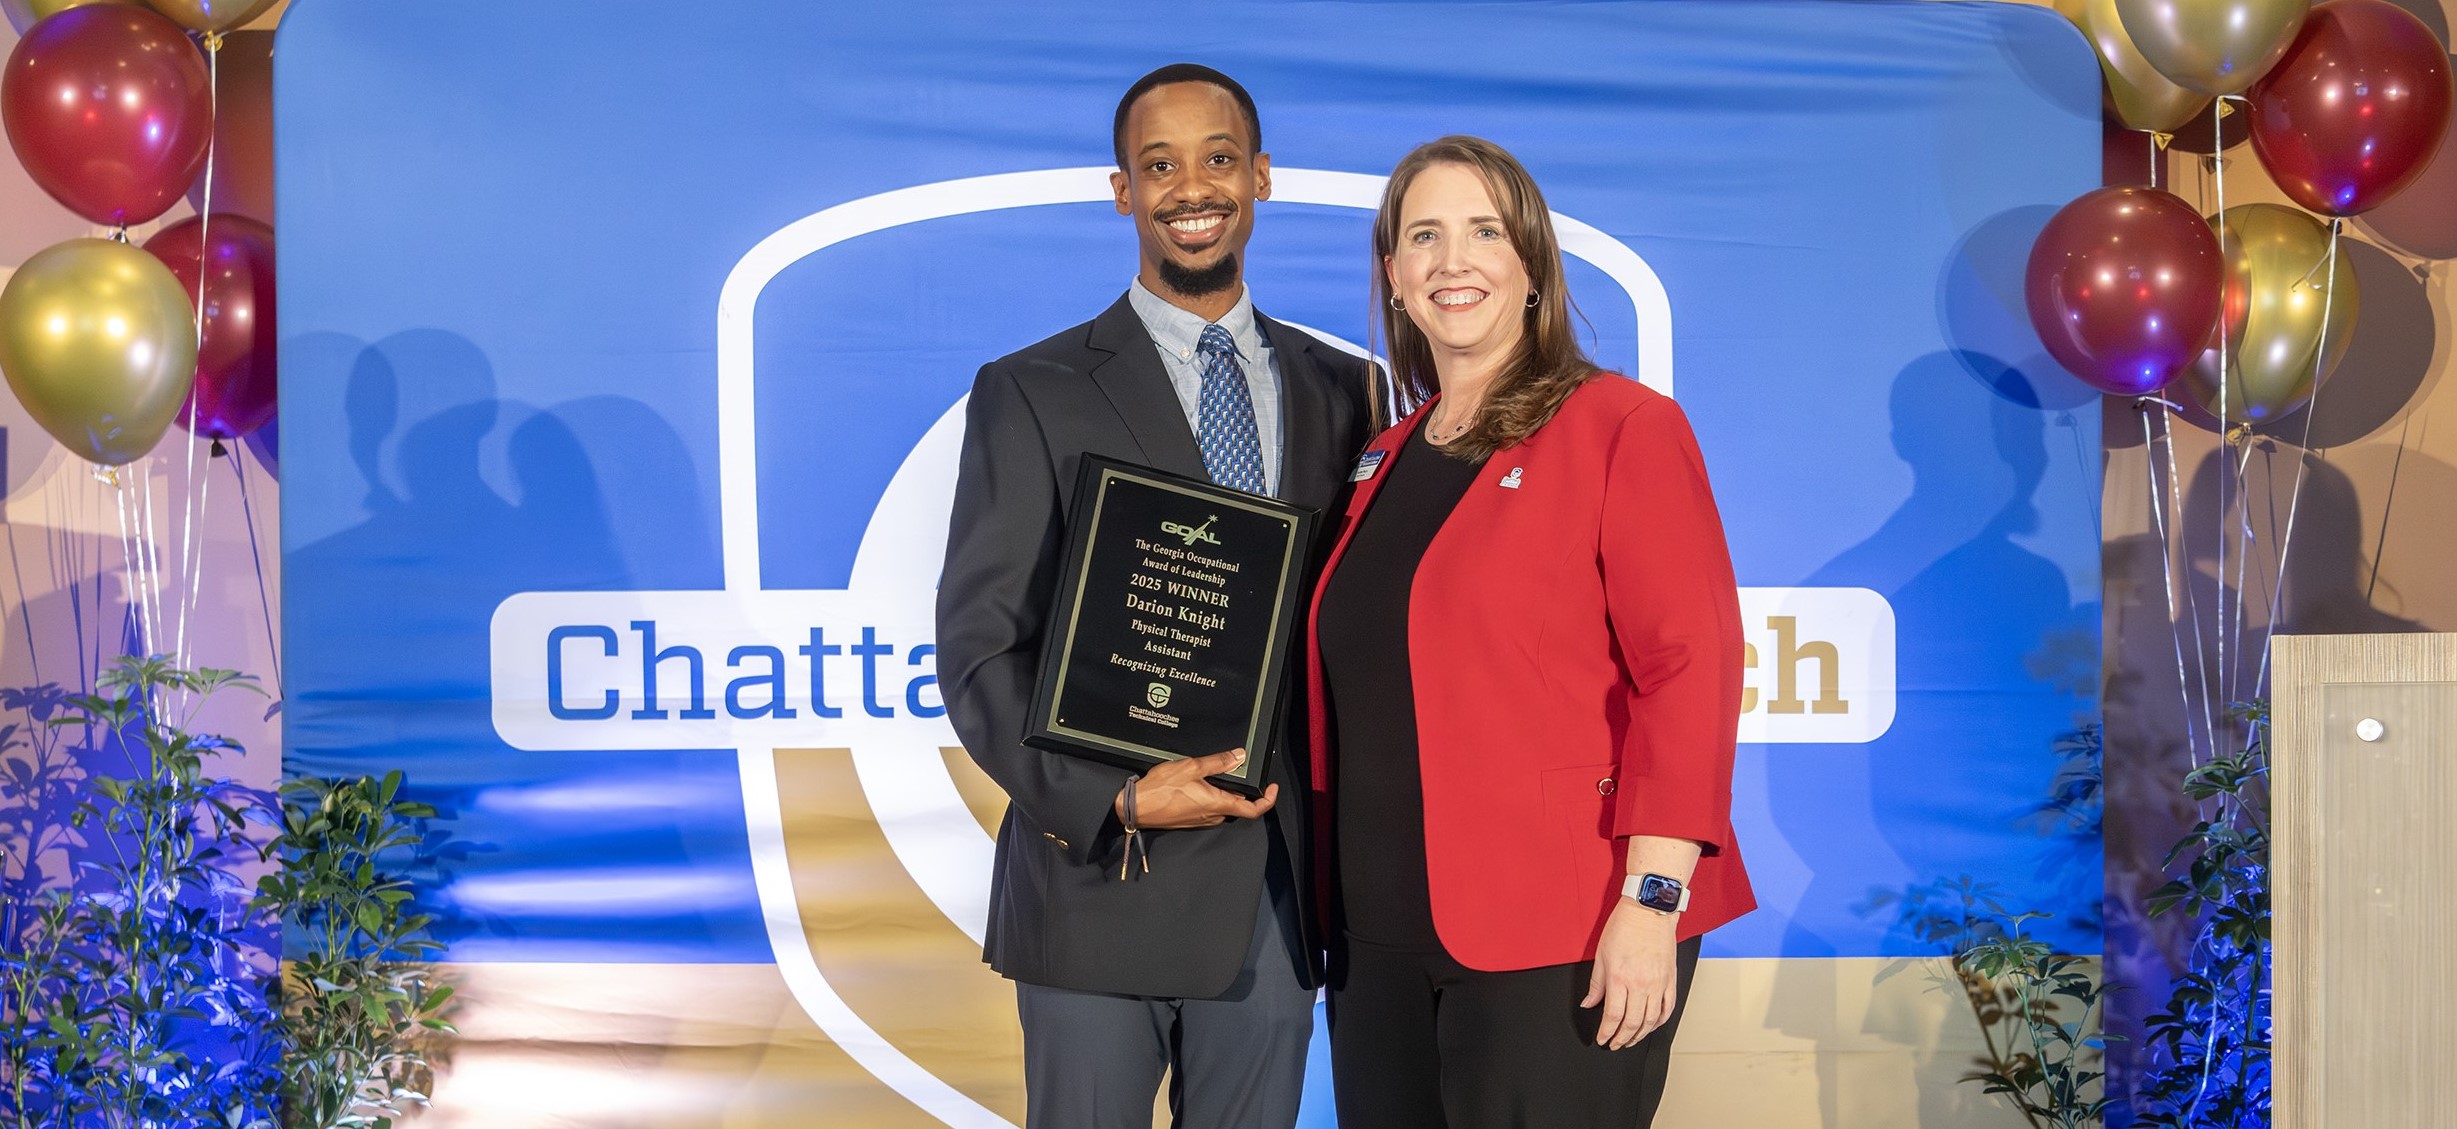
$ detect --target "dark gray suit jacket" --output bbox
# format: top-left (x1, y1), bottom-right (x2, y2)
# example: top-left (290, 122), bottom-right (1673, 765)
top-left (936, 292), bottom-right (1377, 999)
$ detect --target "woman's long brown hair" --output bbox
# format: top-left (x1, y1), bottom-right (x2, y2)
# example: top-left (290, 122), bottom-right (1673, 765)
top-left (1371, 135), bottom-right (1597, 461)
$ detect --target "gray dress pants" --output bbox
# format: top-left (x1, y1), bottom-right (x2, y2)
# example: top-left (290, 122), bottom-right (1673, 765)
top-left (1014, 874), bottom-right (1314, 1129)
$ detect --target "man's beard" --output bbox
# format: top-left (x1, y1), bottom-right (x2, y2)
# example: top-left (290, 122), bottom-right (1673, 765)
top-left (1158, 251), bottom-right (1240, 299)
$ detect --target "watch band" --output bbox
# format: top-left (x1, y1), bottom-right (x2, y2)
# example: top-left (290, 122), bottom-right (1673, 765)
top-left (1621, 872), bottom-right (1691, 914)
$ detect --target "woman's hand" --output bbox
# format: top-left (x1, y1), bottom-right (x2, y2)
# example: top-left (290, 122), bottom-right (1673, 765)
top-left (1581, 898), bottom-right (1681, 1050)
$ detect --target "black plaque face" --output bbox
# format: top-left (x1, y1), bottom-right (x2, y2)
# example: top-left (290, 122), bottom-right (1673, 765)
top-left (1025, 455), bottom-right (1317, 797)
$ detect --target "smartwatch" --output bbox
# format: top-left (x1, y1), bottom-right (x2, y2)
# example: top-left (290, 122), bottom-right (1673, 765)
top-left (1621, 873), bottom-right (1691, 914)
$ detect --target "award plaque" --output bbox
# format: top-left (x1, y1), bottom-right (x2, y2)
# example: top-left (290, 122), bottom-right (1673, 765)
top-left (1025, 455), bottom-right (1319, 798)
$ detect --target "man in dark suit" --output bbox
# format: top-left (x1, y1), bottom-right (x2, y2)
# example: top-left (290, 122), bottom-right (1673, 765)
top-left (935, 63), bottom-right (1376, 1129)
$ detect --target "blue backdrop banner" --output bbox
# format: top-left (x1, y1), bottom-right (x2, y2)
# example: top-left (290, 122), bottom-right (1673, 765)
top-left (281, 0), bottom-right (2104, 989)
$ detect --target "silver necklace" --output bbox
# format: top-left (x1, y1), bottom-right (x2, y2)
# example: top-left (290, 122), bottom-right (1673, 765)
top-left (1428, 401), bottom-right (1477, 444)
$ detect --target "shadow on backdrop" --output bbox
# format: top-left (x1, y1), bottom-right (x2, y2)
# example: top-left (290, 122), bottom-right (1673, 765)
top-left (1762, 350), bottom-right (2093, 1129)
top-left (1936, 206), bottom-right (2100, 414)
top-left (286, 329), bottom-right (741, 959)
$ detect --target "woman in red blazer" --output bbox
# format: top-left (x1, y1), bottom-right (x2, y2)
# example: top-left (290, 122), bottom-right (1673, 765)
top-left (1309, 136), bottom-right (1753, 1127)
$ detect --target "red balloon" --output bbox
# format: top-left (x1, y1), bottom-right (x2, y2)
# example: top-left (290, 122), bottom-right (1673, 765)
top-left (2247, 0), bottom-right (2455, 216)
top-left (2357, 55), bottom-right (2457, 258)
top-left (143, 214), bottom-right (275, 440)
top-left (2025, 186), bottom-right (2226, 397)
top-left (1, 5), bottom-right (212, 226)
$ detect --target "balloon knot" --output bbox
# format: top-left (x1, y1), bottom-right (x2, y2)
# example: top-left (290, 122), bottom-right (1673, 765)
top-left (92, 466), bottom-right (118, 487)
top-left (209, 440), bottom-right (229, 458)
top-left (2150, 131), bottom-right (2174, 151)
top-left (201, 31), bottom-right (224, 53)
top-left (2225, 423), bottom-right (2254, 448)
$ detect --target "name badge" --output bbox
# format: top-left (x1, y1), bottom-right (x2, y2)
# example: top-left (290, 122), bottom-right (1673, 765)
top-left (1499, 467), bottom-right (1524, 489)
top-left (1349, 450), bottom-right (1388, 483)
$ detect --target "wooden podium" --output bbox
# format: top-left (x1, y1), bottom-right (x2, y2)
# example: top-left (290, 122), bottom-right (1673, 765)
top-left (2273, 633), bottom-right (2457, 1129)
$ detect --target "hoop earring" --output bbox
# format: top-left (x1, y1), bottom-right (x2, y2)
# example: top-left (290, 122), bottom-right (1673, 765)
top-left (1525, 291), bottom-right (1541, 308)
top-left (1389, 295), bottom-right (1406, 311)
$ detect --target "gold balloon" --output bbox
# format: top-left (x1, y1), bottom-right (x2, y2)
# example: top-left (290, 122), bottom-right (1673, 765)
top-left (2057, 0), bottom-right (2211, 133)
top-left (142, 0), bottom-right (273, 34)
top-left (0, 238), bottom-right (198, 466)
top-left (2113, 0), bottom-right (2310, 97)
top-left (2179, 203), bottom-right (2360, 425)
top-left (1, 0), bottom-right (131, 34)
top-left (33, 0), bottom-right (129, 16)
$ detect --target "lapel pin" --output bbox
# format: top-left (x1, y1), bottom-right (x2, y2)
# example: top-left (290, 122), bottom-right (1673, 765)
top-left (1499, 466), bottom-right (1524, 489)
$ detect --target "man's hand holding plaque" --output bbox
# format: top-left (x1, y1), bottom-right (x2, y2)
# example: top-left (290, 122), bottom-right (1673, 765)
top-left (1116, 747), bottom-right (1281, 829)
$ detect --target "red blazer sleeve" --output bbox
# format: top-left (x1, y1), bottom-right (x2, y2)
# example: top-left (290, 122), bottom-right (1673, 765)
top-left (1599, 394), bottom-right (1745, 855)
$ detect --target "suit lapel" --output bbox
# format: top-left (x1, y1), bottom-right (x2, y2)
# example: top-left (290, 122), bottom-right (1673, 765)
top-left (1257, 312), bottom-right (1341, 508)
top-left (1082, 294), bottom-right (1207, 480)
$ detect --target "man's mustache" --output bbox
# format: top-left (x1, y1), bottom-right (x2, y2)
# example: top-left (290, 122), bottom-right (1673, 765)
top-left (1154, 202), bottom-right (1237, 222)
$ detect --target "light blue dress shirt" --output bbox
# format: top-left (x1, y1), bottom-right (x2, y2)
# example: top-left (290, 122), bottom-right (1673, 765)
top-left (1126, 278), bottom-right (1284, 497)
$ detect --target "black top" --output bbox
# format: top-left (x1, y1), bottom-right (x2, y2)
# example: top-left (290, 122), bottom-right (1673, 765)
top-left (1317, 423), bottom-right (1487, 949)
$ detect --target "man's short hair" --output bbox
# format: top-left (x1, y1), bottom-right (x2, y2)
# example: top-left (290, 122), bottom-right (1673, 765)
top-left (1112, 63), bottom-right (1263, 170)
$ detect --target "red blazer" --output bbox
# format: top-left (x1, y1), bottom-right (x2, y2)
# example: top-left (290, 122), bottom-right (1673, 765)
top-left (1305, 374), bottom-right (1755, 972)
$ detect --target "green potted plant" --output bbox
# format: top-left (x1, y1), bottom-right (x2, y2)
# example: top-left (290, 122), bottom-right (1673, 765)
top-left (2, 658), bottom-right (455, 1129)
top-left (254, 771), bottom-right (455, 1129)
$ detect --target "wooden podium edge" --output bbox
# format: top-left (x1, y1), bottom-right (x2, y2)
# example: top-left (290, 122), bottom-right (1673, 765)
top-left (2272, 632), bottom-right (2457, 1129)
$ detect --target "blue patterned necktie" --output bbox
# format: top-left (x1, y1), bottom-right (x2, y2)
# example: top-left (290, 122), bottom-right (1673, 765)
top-left (1195, 324), bottom-right (1267, 495)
